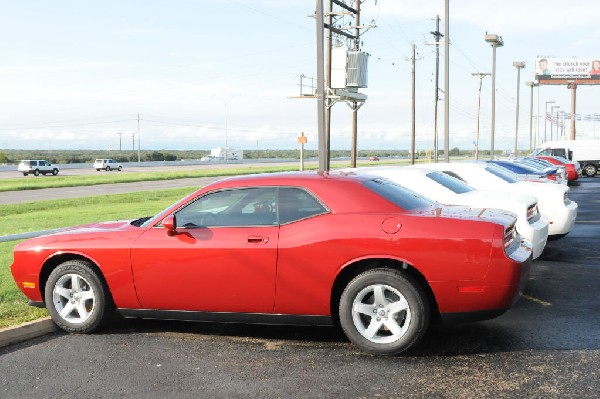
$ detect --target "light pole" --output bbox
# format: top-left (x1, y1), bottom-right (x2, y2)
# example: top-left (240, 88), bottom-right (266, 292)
top-left (544, 100), bottom-right (555, 142)
top-left (512, 61), bottom-right (525, 156)
top-left (213, 96), bottom-right (235, 162)
top-left (525, 81), bottom-right (539, 151)
top-left (485, 34), bottom-right (503, 160)
top-left (551, 105), bottom-right (560, 140)
top-left (471, 72), bottom-right (490, 160)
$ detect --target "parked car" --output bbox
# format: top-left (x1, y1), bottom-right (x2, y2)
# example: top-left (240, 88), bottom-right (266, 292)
top-left (11, 172), bottom-right (532, 356)
top-left (345, 166), bottom-right (548, 259)
top-left (532, 139), bottom-right (600, 177)
top-left (17, 160), bottom-right (59, 176)
top-left (488, 160), bottom-right (560, 183)
top-left (94, 159), bottom-right (123, 171)
top-left (416, 162), bottom-right (578, 239)
top-left (514, 157), bottom-right (567, 185)
top-left (535, 155), bottom-right (581, 181)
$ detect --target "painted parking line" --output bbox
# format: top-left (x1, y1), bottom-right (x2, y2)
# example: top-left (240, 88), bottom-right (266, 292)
top-left (520, 294), bottom-right (552, 306)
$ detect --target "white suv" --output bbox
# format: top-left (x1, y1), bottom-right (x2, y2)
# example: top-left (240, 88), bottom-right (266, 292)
top-left (94, 159), bottom-right (123, 172)
top-left (18, 160), bottom-right (59, 176)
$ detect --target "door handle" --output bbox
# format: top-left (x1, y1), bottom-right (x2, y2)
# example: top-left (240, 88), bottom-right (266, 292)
top-left (247, 235), bottom-right (269, 244)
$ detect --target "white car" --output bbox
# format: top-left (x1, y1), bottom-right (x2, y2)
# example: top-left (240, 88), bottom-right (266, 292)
top-left (17, 159), bottom-right (59, 176)
top-left (414, 162), bottom-right (578, 239)
top-left (94, 159), bottom-right (123, 172)
top-left (345, 166), bottom-right (549, 259)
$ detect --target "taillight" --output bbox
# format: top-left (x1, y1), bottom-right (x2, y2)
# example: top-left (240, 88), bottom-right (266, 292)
top-left (504, 223), bottom-right (516, 249)
top-left (547, 174), bottom-right (556, 180)
top-left (527, 204), bottom-right (540, 223)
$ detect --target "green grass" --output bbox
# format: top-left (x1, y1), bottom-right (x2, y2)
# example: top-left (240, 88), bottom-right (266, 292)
top-left (0, 187), bottom-right (197, 328)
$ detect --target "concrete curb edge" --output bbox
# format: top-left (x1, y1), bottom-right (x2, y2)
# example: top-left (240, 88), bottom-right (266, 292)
top-left (0, 317), bottom-right (58, 348)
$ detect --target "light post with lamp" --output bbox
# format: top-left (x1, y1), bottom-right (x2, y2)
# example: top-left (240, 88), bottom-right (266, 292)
top-left (551, 105), bottom-right (560, 140)
top-left (485, 34), bottom-right (504, 159)
top-left (544, 100), bottom-right (555, 142)
top-left (525, 81), bottom-right (538, 150)
top-left (512, 61), bottom-right (526, 156)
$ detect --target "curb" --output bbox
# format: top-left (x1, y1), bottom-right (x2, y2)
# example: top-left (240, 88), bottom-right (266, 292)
top-left (0, 317), bottom-right (58, 348)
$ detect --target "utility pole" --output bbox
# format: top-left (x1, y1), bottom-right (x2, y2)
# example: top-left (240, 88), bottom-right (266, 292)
top-left (443, 0), bottom-right (449, 162)
top-left (131, 133), bottom-right (135, 153)
top-left (316, 0), bottom-right (326, 173)
top-left (408, 43), bottom-right (417, 165)
top-left (430, 15), bottom-right (443, 162)
top-left (350, 0), bottom-right (361, 168)
top-left (117, 132), bottom-right (123, 153)
top-left (137, 114), bottom-right (141, 163)
top-left (513, 61), bottom-right (526, 156)
top-left (472, 72), bottom-right (490, 160)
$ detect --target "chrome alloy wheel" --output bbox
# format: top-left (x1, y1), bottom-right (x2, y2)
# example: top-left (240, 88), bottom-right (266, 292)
top-left (351, 284), bottom-right (411, 344)
top-left (52, 273), bottom-right (96, 324)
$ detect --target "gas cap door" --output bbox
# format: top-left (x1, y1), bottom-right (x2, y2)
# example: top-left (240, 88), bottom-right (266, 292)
top-left (381, 217), bottom-right (402, 234)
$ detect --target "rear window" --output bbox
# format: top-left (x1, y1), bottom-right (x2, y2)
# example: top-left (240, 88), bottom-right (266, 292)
top-left (485, 166), bottom-right (518, 183)
top-left (363, 178), bottom-right (435, 211)
top-left (426, 171), bottom-right (473, 194)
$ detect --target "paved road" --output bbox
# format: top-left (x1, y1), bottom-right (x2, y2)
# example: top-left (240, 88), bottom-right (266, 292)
top-left (0, 179), bottom-right (599, 398)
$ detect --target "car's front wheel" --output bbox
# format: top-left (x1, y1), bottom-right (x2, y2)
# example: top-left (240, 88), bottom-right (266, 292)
top-left (118, 166), bottom-right (122, 171)
top-left (105, 166), bottom-right (111, 171)
top-left (52, 168), bottom-right (59, 175)
top-left (44, 260), bottom-right (114, 333)
top-left (339, 268), bottom-right (429, 356)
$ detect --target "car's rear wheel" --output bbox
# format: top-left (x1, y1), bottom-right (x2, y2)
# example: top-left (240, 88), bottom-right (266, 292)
top-left (22, 173), bottom-right (28, 176)
top-left (96, 168), bottom-right (100, 171)
top-left (45, 260), bottom-right (114, 333)
top-left (339, 268), bottom-right (429, 356)
top-left (584, 164), bottom-right (597, 177)
top-left (34, 169), bottom-right (40, 176)
top-left (52, 168), bottom-right (58, 175)
top-left (106, 166), bottom-right (111, 171)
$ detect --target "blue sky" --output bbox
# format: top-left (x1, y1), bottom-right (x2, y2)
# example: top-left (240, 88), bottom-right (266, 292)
top-left (0, 0), bottom-right (599, 153)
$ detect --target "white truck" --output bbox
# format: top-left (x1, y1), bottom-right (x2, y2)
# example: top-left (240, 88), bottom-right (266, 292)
top-left (532, 139), bottom-right (600, 177)
top-left (210, 147), bottom-right (243, 161)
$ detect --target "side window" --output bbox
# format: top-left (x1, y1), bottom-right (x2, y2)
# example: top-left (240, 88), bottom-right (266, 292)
top-left (175, 187), bottom-right (278, 228)
top-left (39, 161), bottom-right (46, 167)
top-left (541, 149), bottom-right (552, 156)
top-left (278, 187), bottom-right (327, 224)
top-left (552, 148), bottom-right (567, 158)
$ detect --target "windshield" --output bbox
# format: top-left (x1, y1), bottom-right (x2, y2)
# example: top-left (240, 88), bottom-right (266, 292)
top-left (426, 171), bottom-right (474, 194)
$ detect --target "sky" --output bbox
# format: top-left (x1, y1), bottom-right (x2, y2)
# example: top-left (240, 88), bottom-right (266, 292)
top-left (1, 0), bottom-right (599, 153)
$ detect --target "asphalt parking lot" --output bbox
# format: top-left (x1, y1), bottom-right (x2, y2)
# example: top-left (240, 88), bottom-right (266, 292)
top-left (0, 178), bottom-right (599, 398)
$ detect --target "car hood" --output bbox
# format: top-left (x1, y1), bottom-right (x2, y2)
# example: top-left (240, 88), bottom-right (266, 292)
top-left (56, 220), bottom-right (137, 235)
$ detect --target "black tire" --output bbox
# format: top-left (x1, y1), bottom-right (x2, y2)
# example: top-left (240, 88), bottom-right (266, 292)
top-left (106, 166), bottom-right (111, 171)
top-left (339, 268), bottom-right (429, 356)
top-left (584, 164), bottom-right (597, 177)
top-left (96, 168), bottom-right (101, 171)
top-left (52, 168), bottom-right (59, 176)
top-left (34, 169), bottom-right (40, 176)
top-left (118, 166), bottom-right (122, 171)
top-left (44, 260), bottom-right (114, 333)
top-left (23, 173), bottom-right (28, 176)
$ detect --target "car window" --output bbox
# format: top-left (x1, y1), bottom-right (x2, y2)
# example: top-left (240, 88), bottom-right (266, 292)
top-left (363, 178), bottom-right (435, 211)
top-left (426, 171), bottom-right (474, 194)
top-left (552, 148), bottom-right (567, 158)
top-left (278, 187), bottom-right (328, 224)
top-left (175, 187), bottom-right (278, 228)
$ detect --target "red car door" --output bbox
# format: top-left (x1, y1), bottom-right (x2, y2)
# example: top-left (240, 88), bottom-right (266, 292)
top-left (130, 187), bottom-right (279, 313)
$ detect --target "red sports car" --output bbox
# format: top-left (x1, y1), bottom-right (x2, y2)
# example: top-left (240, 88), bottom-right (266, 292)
top-left (535, 155), bottom-right (581, 181)
top-left (11, 172), bottom-right (532, 355)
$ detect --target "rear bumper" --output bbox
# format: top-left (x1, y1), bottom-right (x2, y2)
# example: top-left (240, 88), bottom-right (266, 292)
top-left (548, 200), bottom-right (578, 236)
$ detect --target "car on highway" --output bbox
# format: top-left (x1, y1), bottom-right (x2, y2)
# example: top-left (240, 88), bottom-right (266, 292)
top-left (11, 172), bottom-right (532, 356)
top-left (17, 160), bottom-right (59, 176)
top-left (344, 166), bottom-right (548, 259)
top-left (416, 162), bottom-right (578, 239)
top-left (94, 159), bottom-right (123, 172)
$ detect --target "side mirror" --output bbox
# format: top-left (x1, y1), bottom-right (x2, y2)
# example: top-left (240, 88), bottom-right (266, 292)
top-left (162, 214), bottom-right (177, 235)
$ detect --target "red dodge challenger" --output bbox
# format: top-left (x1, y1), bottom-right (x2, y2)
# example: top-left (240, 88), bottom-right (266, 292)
top-left (11, 172), bottom-right (532, 355)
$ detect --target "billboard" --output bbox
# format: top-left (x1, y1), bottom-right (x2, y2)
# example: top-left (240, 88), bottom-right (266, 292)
top-left (536, 58), bottom-right (600, 82)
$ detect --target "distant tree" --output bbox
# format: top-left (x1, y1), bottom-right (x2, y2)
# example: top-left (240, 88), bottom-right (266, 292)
top-left (0, 151), bottom-right (6, 164)
top-left (450, 147), bottom-right (461, 156)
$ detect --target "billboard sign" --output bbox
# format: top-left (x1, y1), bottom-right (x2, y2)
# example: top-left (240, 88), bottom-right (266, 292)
top-left (536, 58), bottom-right (600, 81)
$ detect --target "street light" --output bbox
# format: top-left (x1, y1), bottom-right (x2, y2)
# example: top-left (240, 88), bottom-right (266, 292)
top-left (525, 80), bottom-right (538, 151)
top-left (551, 105), bottom-right (560, 140)
top-left (213, 96), bottom-right (235, 162)
top-left (512, 61), bottom-right (526, 156)
top-left (472, 72), bottom-right (491, 160)
top-left (485, 34), bottom-right (504, 159)
top-left (544, 100), bottom-right (555, 142)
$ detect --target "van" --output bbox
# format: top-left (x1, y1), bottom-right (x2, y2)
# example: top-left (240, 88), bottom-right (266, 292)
top-left (532, 139), bottom-right (600, 177)
top-left (17, 160), bottom-right (59, 176)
